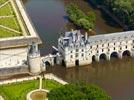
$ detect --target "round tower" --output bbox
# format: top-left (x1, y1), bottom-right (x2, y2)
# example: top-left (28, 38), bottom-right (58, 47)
top-left (27, 42), bottom-right (41, 75)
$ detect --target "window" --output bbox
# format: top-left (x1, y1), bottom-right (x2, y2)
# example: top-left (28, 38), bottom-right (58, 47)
top-left (76, 53), bottom-right (79, 57)
top-left (70, 55), bottom-right (73, 58)
top-left (90, 46), bottom-right (92, 49)
top-left (97, 45), bottom-right (99, 48)
top-left (102, 49), bottom-right (104, 52)
top-left (70, 51), bottom-right (73, 53)
top-left (114, 47), bottom-right (115, 50)
top-left (108, 49), bottom-right (110, 51)
top-left (102, 44), bottom-right (104, 47)
top-left (126, 46), bottom-right (127, 49)
top-left (76, 49), bottom-right (79, 52)
top-left (82, 49), bottom-right (84, 52)
top-left (97, 50), bottom-right (99, 53)
top-left (120, 47), bottom-right (122, 50)
top-left (81, 53), bottom-right (84, 57)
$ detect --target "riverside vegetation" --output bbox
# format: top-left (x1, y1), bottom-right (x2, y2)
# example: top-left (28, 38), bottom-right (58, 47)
top-left (95, 0), bottom-right (134, 29)
top-left (66, 3), bottom-right (96, 31)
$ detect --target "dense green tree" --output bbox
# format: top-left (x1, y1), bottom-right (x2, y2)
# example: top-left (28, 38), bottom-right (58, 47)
top-left (66, 3), bottom-right (96, 30)
top-left (96, 0), bottom-right (134, 29)
top-left (48, 83), bottom-right (111, 100)
top-left (77, 18), bottom-right (93, 30)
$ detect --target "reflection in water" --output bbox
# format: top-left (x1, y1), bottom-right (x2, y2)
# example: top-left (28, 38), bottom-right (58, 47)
top-left (23, 0), bottom-right (134, 100)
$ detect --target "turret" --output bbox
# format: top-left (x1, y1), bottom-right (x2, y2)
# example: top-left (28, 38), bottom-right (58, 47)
top-left (27, 42), bottom-right (41, 75)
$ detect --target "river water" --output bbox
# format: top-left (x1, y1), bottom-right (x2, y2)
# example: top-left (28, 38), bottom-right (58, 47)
top-left (23, 0), bottom-right (134, 100)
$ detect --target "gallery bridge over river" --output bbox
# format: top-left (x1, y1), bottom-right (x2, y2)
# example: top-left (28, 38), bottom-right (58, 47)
top-left (43, 30), bottom-right (134, 68)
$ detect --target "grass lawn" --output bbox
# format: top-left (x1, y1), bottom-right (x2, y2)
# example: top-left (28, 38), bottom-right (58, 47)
top-left (0, 27), bottom-right (21, 37)
top-left (0, 3), bottom-right (13, 16)
top-left (0, 79), bottom-right (62, 100)
top-left (0, 17), bottom-right (22, 31)
top-left (0, 0), bottom-right (7, 5)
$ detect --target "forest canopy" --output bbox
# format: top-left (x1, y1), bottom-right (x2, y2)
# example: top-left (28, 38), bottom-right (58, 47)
top-left (97, 0), bottom-right (134, 29)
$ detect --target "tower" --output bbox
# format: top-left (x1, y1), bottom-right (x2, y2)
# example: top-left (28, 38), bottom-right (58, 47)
top-left (27, 42), bottom-right (41, 75)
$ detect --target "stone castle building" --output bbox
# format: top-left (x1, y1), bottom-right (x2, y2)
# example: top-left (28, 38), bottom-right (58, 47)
top-left (57, 30), bottom-right (134, 68)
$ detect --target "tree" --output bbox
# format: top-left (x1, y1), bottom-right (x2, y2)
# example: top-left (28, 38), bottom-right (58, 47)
top-left (66, 3), bottom-right (96, 30)
top-left (48, 83), bottom-right (111, 100)
top-left (77, 18), bottom-right (93, 30)
top-left (99, 0), bottom-right (134, 29)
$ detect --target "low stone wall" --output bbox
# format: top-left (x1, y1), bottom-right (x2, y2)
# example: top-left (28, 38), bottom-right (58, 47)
top-left (0, 73), bottom-right (68, 85)
top-left (0, 75), bottom-right (38, 85)
top-left (0, 66), bottom-right (29, 79)
top-left (44, 73), bottom-right (68, 85)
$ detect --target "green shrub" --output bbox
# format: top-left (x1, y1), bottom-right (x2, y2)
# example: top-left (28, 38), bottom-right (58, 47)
top-left (48, 82), bottom-right (111, 100)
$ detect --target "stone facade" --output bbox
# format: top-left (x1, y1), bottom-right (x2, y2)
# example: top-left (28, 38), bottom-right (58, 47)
top-left (57, 30), bottom-right (134, 68)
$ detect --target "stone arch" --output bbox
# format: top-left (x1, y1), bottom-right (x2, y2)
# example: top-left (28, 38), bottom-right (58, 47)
top-left (75, 60), bottom-right (79, 66)
top-left (44, 61), bottom-right (51, 67)
top-left (92, 55), bottom-right (96, 62)
top-left (122, 50), bottom-right (131, 57)
top-left (62, 60), bottom-right (65, 67)
top-left (110, 52), bottom-right (118, 59)
top-left (99, 53), bottom-right (107, 61)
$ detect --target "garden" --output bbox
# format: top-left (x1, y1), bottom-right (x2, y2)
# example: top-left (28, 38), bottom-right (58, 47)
top-left (0, 0), bottom-right (22, 38)
top-left (0, 79), bottom-right (62, 100)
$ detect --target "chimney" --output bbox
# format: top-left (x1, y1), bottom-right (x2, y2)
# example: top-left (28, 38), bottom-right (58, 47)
top-left (85, 32), bottom-right (88, 41)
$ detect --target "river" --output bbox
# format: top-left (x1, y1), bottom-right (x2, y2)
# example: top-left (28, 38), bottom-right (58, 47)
top-left (23, 0), bottom-right (134, 100)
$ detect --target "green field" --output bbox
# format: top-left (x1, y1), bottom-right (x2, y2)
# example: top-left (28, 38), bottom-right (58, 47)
top-left (0, 0), bottom-right (22, 38)
top-left (0, 79), bottom-right (62, 100)
top-left (0, 0), bottom-right (7, 5)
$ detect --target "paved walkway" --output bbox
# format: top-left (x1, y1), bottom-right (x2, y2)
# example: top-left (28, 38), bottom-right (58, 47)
top-left (0, 1), bottom-right (9, 8)
top-left (39, 76), bottom-right (42, 90)
top-left (0, 15), bottom-right (14, 19)
top-left (0, 96), bottom-right (4, 100)
top-left (10, 0), bottom-right (27, 36)
top-left (44, 73), bottom-right (68, 85)
top-left (0, 25), bottom-right (21, 34)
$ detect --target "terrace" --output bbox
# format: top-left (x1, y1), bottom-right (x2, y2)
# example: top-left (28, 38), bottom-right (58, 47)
top-left (0, 0), bottom-right (41, 49)
top-left (0, 0), bottom-right (41, 68)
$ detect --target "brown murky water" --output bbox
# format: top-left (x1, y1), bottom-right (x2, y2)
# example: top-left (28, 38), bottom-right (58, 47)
top-left (23, 0), bottom-right (134, 100)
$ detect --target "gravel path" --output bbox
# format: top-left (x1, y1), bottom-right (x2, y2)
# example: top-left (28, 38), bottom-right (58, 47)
top-left (0, 96), bottom-right (4, 100)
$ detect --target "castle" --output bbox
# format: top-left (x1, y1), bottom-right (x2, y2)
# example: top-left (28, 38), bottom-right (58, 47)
top-left (56, 30), bottom-right (134, 67)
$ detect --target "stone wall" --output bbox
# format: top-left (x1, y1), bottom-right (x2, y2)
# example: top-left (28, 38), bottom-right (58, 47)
top-left (0, 65), bottom-right (29, 79)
